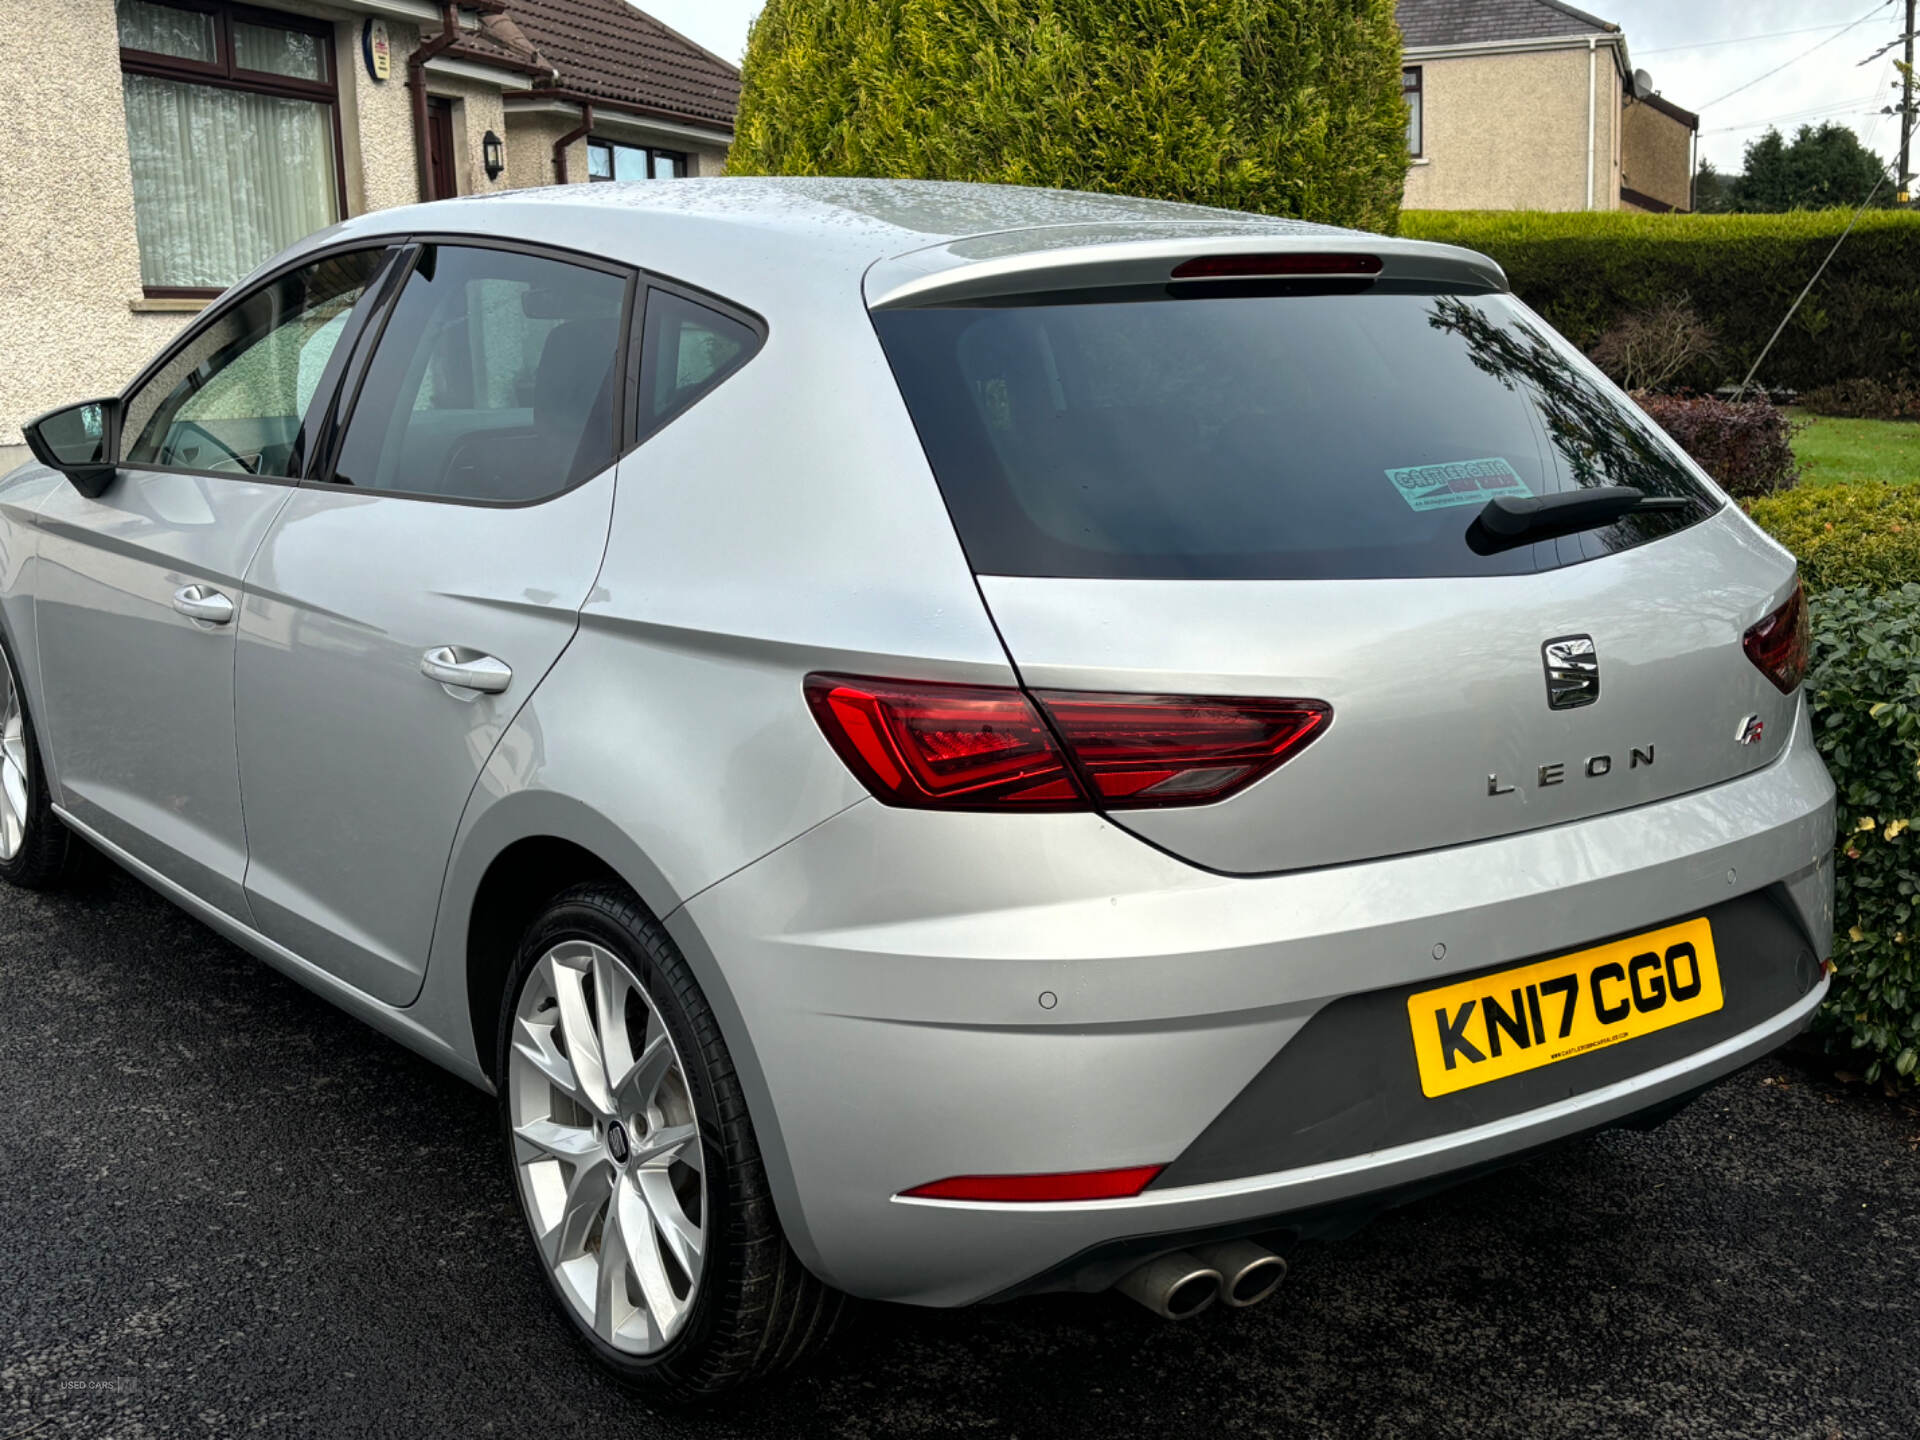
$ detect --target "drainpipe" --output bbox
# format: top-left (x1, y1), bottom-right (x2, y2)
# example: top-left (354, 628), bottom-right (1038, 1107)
top-left (553, 102), bottom-right (593, 184)
top-left (408, 3), bottom-right (464, 201)
top-left (1585, 36), bottom-right (1597, 211)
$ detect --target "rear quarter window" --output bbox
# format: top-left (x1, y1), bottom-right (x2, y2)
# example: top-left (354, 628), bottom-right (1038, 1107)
top-left (872, 289), bottom-right (1719, 580)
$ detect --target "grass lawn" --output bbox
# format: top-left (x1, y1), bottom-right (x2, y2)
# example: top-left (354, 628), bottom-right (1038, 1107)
top-left (1789, 410), bottom-right (1920, 487)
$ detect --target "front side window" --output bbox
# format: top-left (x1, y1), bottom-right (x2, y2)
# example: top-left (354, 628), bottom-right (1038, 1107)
top-left (117, 0), bottom-right (343, 294)
top-left (1403, 67), bottom-right (1423, 156)
top-left (329, 245), bottom-right (629, 503)
top-left (586, 139), bottom-right (689, 181)
top-left (122, 249), bottom-right (384, 477)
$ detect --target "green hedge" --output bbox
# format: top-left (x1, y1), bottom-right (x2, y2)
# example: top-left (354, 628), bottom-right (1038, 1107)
top-left (1745, 482), bottom-right (1920, 592)
top-left (1746, 486), bottom-right (1920, 1083)
top-left (731, 0), bottom-right (1411, 232)
top-left (1397, 210), bottom-right (1920, 393)
top-left (1804, 585), bottom-right (1920, 1084)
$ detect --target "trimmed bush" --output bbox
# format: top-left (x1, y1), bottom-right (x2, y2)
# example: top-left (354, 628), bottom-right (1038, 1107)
top-left (1746, 482), bottom-right (1920, 593)
top-left (731, 0), bottom-right (1411, 232)
top-left (1397, 210), bottom-right (1920, 393)
top-left (1801, 377), bottom-right (1920, 421)
top-left (1805, 584), bottom-right (1920, 1084)
top-left (1636, 392), bottom-right (1799, 499)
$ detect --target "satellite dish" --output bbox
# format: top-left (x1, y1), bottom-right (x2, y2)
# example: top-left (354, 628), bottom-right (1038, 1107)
top-left (1633, 68), bottom-right (1655, 99)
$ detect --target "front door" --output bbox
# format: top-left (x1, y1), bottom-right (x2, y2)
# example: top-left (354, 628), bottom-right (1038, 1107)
top-left (428, 97), bottom-right (459, 200)
top-left (234, 241), bottom-right (632, 1004)
top-left (33, 249), bottom-right (389, 916)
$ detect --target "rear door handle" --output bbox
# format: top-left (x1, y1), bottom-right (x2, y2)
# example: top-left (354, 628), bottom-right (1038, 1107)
top-left (421, 645), bottom-right (512, 695)
top-left (172, 584), bottom-right (234, 626)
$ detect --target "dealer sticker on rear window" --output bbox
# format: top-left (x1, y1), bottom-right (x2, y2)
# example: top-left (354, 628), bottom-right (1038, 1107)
top-left (1386, 457), bottom-right (1532, 512)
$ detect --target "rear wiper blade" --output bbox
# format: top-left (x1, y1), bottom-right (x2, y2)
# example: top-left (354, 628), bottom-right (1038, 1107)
top-left (1465, 485), bottom-right (1693, 555)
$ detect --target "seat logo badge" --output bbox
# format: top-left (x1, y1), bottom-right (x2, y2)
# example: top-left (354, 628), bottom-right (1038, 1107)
top-left (1542, 635), bottom-right (1599, 711)
top-left (1736, 714), bottom-right (1764, 746)
top-left (606, 1121), bottom-right (631, 1165)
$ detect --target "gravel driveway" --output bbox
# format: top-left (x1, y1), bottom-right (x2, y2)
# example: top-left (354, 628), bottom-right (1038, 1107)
top-left (3, 866), bottom-right (1916, 1439)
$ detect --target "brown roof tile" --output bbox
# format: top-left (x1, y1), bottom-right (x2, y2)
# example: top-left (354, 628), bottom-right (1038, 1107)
top-left (503, 0), bottom-right (740, 130)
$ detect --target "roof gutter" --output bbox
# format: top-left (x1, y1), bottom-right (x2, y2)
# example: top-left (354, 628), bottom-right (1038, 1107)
top-left (1402, 31), bottom-right (1622, 61)
top-left (553, 102), bottom-right (593, 184)
top-left (516, 86), bottom-right (734, 142)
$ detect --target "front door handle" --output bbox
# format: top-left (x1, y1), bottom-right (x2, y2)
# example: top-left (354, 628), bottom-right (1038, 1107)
top-left (421, 645), bottom-right (512, 695)
top-left (172, 584), bottom-right (234, 626)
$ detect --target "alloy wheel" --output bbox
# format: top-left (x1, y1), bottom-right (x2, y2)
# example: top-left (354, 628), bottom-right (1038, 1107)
top-left (0, 648), bottom-right (29, 861)
top-left (508, 940), bottom-right (706, 1353)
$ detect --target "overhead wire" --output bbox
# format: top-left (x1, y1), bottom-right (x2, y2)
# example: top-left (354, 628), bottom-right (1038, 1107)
top-left (1730, 57), bottom-right (1901, 400)
top-left (1697, 0), bottom-right (1895, 110)
top-left (1700, 92), bottom-right (1886, 136)
top-left (1639, 21), bottom-right (1857, 57)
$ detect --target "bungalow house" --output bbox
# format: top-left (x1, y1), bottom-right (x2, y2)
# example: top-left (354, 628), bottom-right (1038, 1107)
top-left (1397, 0), bottom-right (1699, 214)
top-left (0, 0), bottom-right (739, 449)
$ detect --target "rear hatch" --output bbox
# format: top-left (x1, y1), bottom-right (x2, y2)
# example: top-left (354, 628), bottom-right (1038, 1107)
top-left (870, 248), bottom-right (1800, 874)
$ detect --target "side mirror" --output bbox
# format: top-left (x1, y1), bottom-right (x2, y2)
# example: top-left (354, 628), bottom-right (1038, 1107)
top-left (23, 398), bottom-right (120, 498)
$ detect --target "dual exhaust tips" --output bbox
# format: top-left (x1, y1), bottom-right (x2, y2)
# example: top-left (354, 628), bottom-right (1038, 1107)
top-left (1113, 1239), bottom-right (1287, 1320)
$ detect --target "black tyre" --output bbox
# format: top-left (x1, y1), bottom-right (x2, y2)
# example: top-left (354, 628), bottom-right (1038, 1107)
top-left (0, 629), bottom-right (79, 890)
top-left (496, 882), bottom-right (845, 1402)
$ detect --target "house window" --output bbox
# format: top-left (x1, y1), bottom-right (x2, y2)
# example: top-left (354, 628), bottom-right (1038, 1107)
top-left (116, 0), bottom-right (344, 297)
top-left (585, 139), bottom-right (689, 181)
top-left (1403, 67), bottom-right (1423, 157)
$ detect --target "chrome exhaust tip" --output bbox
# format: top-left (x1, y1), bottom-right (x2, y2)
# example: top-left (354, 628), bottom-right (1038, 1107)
top-left (1191, 1240), bottom-right (1287, 1308)
top-left (1113, 1250), bottom-right (1222, 1320)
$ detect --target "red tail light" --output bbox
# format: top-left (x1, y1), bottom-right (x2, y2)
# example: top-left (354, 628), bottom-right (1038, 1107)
top-left (804, 675), bottom-right (1330, 812)
top-left (804, 677), bottom-right (1083, 809)
top-left (1742, 581), bottom-right (1809, 694)
top-left (1037, 691), bottom-right (1331, 805)
top-left (1171, 252), bottom-right (1383, 280)
top-left (901, 1165), bottom-right (1165, 1203)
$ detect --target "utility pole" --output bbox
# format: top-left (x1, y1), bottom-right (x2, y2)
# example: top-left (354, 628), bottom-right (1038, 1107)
top-left (1903, 0), bottom-right (1916, 203)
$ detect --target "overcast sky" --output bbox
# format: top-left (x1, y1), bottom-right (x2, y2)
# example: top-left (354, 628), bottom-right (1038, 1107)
top-left (643, 0), bottom-right (1912, 175)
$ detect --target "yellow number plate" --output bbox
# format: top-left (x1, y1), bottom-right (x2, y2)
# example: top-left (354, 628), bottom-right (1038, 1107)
top-left (1408, 917), bottom-right (1722, 1099)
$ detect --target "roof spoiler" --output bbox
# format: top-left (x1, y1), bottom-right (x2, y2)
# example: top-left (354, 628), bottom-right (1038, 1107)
top-left (865, 231), bottom-right (1508, 309)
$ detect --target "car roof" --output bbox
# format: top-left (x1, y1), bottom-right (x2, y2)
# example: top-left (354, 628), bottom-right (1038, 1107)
top-left (301, 178), bottom-right (1505, 309)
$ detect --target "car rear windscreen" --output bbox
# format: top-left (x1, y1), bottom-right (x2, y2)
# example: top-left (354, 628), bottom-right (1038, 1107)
top-left (872, 289), bottom-right (1720, 580)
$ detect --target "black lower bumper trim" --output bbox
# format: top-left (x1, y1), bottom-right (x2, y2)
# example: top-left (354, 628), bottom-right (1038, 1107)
top-left (1153, 886), bottom-right (1819, 1191)
top-left (985, 1081), bottom-right (1717, 1303)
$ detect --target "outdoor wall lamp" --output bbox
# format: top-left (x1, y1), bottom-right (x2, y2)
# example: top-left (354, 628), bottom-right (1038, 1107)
top-left (482, 130), bottom-right (505, 182)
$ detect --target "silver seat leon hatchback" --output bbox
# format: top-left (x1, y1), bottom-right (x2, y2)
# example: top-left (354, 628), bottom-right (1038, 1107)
top-left (6, 179), bottom-right (1833, 1400)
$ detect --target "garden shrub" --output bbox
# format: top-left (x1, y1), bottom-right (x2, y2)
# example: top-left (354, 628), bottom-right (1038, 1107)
top-left (1636, 392), bottom-right (1799, 499)
top-left (1800, 377), bottom-right (1920, 421)
top-left (1746, 482), bottom-right (1920, 592)
top-left (1589, 296), bottom-right (1715, 393)
top-left (1397, 209), bottom-right (1920, 393)
top-left (731, 0), bottom-right (1410, 232)
top-left (1805, 584), bottom-right (1920, 1084)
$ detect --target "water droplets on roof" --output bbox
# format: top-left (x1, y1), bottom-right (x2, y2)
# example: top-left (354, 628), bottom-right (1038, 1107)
top-left (473, 176), bottom-right (1360, 246)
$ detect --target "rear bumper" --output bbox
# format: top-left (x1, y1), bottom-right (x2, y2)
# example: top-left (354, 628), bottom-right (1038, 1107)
top-left (973, 972), bottom-right (1824, 1300)
top-left (673, 699), bottom-right (1835, 1307)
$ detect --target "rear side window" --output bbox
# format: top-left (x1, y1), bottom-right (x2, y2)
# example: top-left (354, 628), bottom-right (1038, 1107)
top-left (873, 291), bottom-right (1719, 580)
top-left (330, 244), bottom-right (628, 503)
top-left (639, 289), bottom-right (759, 435)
